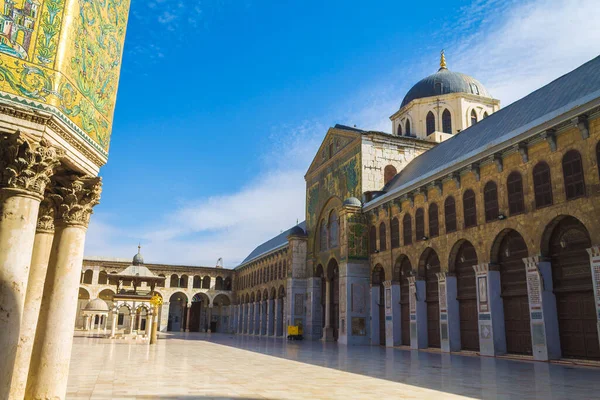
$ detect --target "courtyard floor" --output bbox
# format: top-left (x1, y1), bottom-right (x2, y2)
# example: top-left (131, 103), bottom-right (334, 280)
top-left (67, 332), bottom-right (600, 400)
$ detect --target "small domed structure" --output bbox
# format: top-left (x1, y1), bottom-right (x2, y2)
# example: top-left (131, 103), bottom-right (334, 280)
top-left (132, 244), bottom-right (144, 266)
top-left (288, 225), bottom-right (305, 236)
top-left (84, 298), bottom-right (109, 312)
top-left (343, 197), bottom-right (362, 207)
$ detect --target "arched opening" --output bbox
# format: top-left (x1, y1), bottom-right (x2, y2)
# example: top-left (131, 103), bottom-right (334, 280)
top-left (428, 203), bottom-right (439, 238)
top-left (451, 241), bottom-right (479, 351)
top-left (224, 277), bottom-right (232, 290)
top-left (169, 274), bottom-right (178, 288)
top-left (547, 216), bottom-right (599, 360)
top-left (384, 165), bottom-right (397, 185)
top-left (420, 249), bottom-right (441, 348)
top-left (190, 292), bottom-right (210, 332)
top-left (369, 225), bottom-right (377, 253)
top-left (484, 181), bottom-right (499, 222)
top-left (379, 222), bottom-right (387, 251)
top-left (215, 276), bottom-right (224, 290)
top-left (82, 269), bottom-right (93, 284)
top-left (463, 189), bottom-right (477, 228)
top-left (202, 276), bottom-right (211, 289)
top-left (179, 275), bottom-right (189, 289)
top-left (157, 274), bottom-right (165, 288)
top-left (445, 196), bottom-right (457, 233)
top-left (405, 119), bottom-right (411, 136)
top-left (391, 217), bottom-right (400, 248)
top-left (426, 111), bottom-right (436, 135)
top-left (98, 271), bottom-right (108, 285)
top-left (397, 256), bottom-right (412, 346)
top-left (562, 150), bottom-right (586, 200)
top-left (326, 259), bottom-right (340, 341)
top-left (597, 142), bottom-right (600, 178)
top-left (316, 264), bottom-right (325, 333)
top-left (277, 285), bottom-right (286, 336)
top-left (507, 172), bottom-right (525, 215)
top-left (372, 265), bottom-right (386, 345)
top-left (108, 271), bottom-right (119, 285)
top-left (320, 219), bottom-right (328, 251)
top-left (415, 208), bottom-right (425, 241)
top-left (168, 292), bottom-right (188, 332)
top-left (397, 123), bottom-right (402, 136)
top-left (471, 109), bottom-right (478, 126)
top-left (193, 275), bottom-right (201, 288)
top-left (213, 294), bottom-right (232, 333)
top-left (403, 214), bottom-right (412, 245)
top-left (442, 109), bottom-right (452, 134)
top-left (533, 162), bottom-right (553, 208)
top-left (496, 230), bottom-right (531, 355)
top-left (329, 210), bottom-right (339, 248)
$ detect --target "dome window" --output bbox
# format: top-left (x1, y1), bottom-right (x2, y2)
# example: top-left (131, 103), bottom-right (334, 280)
top-left (435, 82), bottom-right (443, 95)
top-left (442, 109), bottom-right (452, 134)
top-left (426, 111), bottom-right (436, 135)
top-left (405, 119), bottom-right (411, 136)
top-left (470, 83), bottom-right (480, 95)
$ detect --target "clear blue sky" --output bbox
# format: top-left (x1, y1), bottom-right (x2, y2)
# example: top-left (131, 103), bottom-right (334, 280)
top-left (85, 0), bottom-right (600, 267)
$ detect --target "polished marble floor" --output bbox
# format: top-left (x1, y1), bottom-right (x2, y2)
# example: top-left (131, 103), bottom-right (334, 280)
top-left (67, 332), bottom-right (600, 400)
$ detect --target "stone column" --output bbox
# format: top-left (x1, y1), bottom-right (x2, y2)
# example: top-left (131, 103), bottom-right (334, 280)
top-left (207, 305), bottom-right (213, 333)
top-left (136, 313), bottom-right (143, 331)
top-left (267, 299), bottom-right (274, 336)
top-left (409, 277), bottom-right (427, 349)
top-left (322, 279), bottom-right (334, 341)
top-left (160, 303), bottom-right (169, 332)
top-left (258, 301), bottom-right (265, 335)
top-left (586, 247), bottom-right (600, 353)
top-left (146, 312), bottom-right (154, 336)
top-left (0, 135), bottom-right (60, 400)
top-left (438, 272), bottom-right (461, 352)
top-left (185, 303), bottom-right (191, 332)
top-left (254, 302), bottom-right (260, 335)
top-left (384, 281), bottom-right (401, 347)
top-left (150, 305), bottom-right (159, 344)
top-left (83, 315), bottom-right (89, 331)
top-left (26, 176), bottom-right (101, 400)
top-left (523, 256), bottom-right (561, 361)
top-left (274, 298), bottom-right (281, 336)
top-left (473, 263), bottom-right (506, 356)
top-left (110, 308), bottom-right (118, 338)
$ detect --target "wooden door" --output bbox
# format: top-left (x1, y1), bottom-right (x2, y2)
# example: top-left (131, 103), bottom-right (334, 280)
top-left (551, 217), bottom-right (600, 360)
top-left (499, 231), bottom-right (532, 355)
top-left (455, 242), bottom-right (479, 351)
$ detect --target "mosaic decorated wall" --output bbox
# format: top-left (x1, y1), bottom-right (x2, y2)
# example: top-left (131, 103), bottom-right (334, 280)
top-left (0, 0), bottom-right (130, 156)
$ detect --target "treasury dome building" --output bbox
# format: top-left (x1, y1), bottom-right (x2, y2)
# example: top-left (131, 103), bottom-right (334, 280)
top-left (230, 54), bottom-right (600, 363)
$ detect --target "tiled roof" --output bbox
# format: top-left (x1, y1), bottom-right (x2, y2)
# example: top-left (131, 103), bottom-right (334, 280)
top-left (237, 221), bottom-right (306, 268)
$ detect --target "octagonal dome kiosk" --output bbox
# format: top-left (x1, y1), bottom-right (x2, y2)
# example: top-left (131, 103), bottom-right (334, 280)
top-left (82, 298), bottom-right (109, 334)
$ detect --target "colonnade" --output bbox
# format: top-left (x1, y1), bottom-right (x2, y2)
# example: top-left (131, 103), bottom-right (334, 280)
top-left (0, 133), bottom-right (102, 399)
top-left (233, 298), bottom-right (285, 337)
top-left (83, 314), bottom-right (108, 332)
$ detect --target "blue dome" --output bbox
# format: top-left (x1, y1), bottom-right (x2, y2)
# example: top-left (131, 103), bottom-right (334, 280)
top-left (401, 68), bottom-right (491, 108)
top-left (343, 197), bottom-right (362, 207)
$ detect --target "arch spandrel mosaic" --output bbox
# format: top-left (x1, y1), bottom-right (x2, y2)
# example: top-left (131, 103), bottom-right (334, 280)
top-left (0, 0), bottom-right (130, 155)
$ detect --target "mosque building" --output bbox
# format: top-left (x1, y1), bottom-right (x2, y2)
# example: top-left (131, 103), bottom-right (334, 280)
top-left (229, 53), bottom-right (600, 363)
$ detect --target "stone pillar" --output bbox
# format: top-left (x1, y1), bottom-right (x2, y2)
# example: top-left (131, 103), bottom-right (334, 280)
top-left (160, 303), bottom-right (169, 332)
top-left (110, 308), bottom-right (118, 338)
top-left (274, 298), bottom-right (281, 336)
top-left (146, 312), bottom-right (154, 336)
top-left (587, 247), bottom-right (600, 353)
top-left (254, 302), bottom-right (260, 335)
top-left (409, 277), bottom-right (427, 349)
top-left (438, 272), bottom-right (461, 353)
top-left (26, 176), bottom-right (101, 400)
top-left (384, 281), bottom-right (401, 347)
top-left (185, 303), bottom-right (191, 332)
top-left (523, 256), bottom-right (561, 361)
top-left (136, 312), bottom-right (143, 331)
top-left (322, 279), bottom-right (334, 341)
top-left (257, 300), bottom-right (263, 335)
top-left (83, 315), bottom-right (89, 331)
top-left (0, 135), bottom-right (60, 399)
top-left (248, 303), bottom-right (253, 334)
top-left (207, 305), bottom-right (213, 333)
top-left (370, 284), bottom-right (381, 345)
top-left (473, 263), bottom-right (506, 356)
top-left (267, 299), bottom-right (274, 336)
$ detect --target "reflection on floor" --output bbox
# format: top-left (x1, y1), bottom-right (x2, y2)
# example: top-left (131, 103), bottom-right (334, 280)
top-left (67, 332), bottom-right (600, 399)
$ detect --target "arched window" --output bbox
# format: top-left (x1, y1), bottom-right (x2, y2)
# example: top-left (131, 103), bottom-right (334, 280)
top-left (369, 225), bottom-right (377, 253)
top-left (319, 219), bottom-right (327, 251)
top-left (179, 275), bottom-right (188, 288)
top-left (98, 271), bottom-right (108, 285)
top-left (283, 260), bottom-right (287, 278)
top-left (442, 109), bottom-right (452, 134)
top-left (202, 276), bottom-right (211, 289)
top-left (329, 210), bottom-right (339, 248)
top-left (391, 217), bottom-right (400, 249)
top-left (463, 189), bottom-right (477, 228)
top-left (483, 181), bottom-right (499, 222)
top-left (379, 223), bottom-right (387, 251)
top-left (170, 274), bottom-right (178, 288)
top-left (426, 111), bottom-right (435, 135)
top-left (384, 165), bottom-right (397, 185)
top-left (444, 196), bottom-right (457, 233)
top-left (193, 275), bottom-right (201, 288)
top-left (405, 119), bottom-right (411, 136)
top-left (403, 214), bottom-right (412, 245)
top-left (507, 172), bottom-right (525, 215)
top-left (157, 274), bottom-right (165, 288)
top-left (415, 208), bottom-right (425, 240)
top-left (483, 111), bottom-right (489, 119)
top-left (470, 109), bottom-right (478, 126)
top-left (397, 123), bottom-right (402, 136)
top-left (562, 150), bottom-right (586, 200)
top-left (82, 270), bottom-right (93, 284)
top-left (597, 142), bottom-right (600, 178)
top-left (428, 203), bottom-right (439, 237)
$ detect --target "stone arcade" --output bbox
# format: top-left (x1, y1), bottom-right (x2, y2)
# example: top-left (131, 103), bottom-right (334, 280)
top-left (0, 1), bottom-right (131, 399)
top-left (232, 54), bottom-right (600, 363)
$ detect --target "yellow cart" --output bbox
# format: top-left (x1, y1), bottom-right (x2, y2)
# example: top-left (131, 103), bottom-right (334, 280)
top-left (287, 325), bottom-right (303, 340)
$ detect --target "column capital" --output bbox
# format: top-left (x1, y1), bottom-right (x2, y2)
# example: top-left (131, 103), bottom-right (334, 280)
top-left (586, 245), bottom-right (600, 258)
top-left (473, 263), bottom-right (499, 274)
top-left (36, 198), bottom-right (56, 233)
top-left (0, 133), bottom-right (62, 199)
top-left (49, 175), bottom-right (102, 228)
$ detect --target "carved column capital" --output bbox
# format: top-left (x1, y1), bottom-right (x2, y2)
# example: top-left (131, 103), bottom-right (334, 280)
top-left (36, 198), bottom-right (56, 233)
top-left (0, 132), bottom-right (63, 199)
top-left (50, 175), bottom-right (102, 228)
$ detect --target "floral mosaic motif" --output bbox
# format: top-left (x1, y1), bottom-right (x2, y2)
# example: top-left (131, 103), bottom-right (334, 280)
top-left (0, 0), bottom-right (130, 153)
